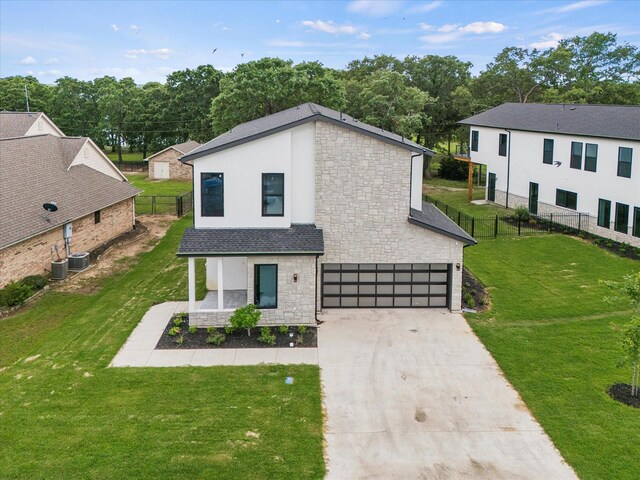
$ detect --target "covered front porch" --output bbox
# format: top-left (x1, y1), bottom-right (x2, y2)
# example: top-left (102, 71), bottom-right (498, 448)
top-left (187, 256), bottom-right (249, 313)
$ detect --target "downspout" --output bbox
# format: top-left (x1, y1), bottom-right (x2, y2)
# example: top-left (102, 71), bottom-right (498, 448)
top-left (315, 255), bottom-right (319, 323)
top-left (505, 129), bottom-right (512, 209)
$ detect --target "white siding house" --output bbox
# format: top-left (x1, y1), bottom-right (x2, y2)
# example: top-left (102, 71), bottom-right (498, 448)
top-left (460, 103), bottom-right (640, 246)
top-left (178, 103), bottom-right (475, 327)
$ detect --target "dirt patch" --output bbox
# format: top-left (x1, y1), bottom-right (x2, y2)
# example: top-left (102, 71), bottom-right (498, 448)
top-left (56, 215), bottom-right (175, 293)
top-left (607, 383), bottom-right (640, 408)
top-left (156, 314), bottom-right (317, 350)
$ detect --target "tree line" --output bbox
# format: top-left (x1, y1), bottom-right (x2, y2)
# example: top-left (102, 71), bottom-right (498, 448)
top-left (1, 32), bottom-right (638, 161)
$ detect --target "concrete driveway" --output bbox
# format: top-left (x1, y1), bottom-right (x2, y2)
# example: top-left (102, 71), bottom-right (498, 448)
top-left (318, 309), bottom-right (577, 480)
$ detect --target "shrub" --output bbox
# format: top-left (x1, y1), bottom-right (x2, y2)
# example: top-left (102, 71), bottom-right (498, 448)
top-left (278, 325), bottom-right (289, 335)
top-left (168, 326), bottom-right (181, 337)
top-left (206, 332), bottom-right (226, 346)
top-left (0, 281), bottom-right (34, 308)
top-left (188, 325), bottom-right (198, 334)
top-left (295, 334), bottom-right (305, 346)
top-left (22, 275), bottom-right (47, 291)
top-left (464, 292), bottom-right (476, 309)
top-left (173, 316), bottom-right (184, 327)
top-left (438, 155), bottom-right (467, 180)
top-left (206, 326), bottom-right (217, 334)
top-left (298, 324), bottom-right (308, 335)
top-left (228, 304), bottom-right (261, 336)
top-left (174, 334), bottom-right (185, 346)
top-left (257, 327), bottom-right (276, 345)
top-left (514, 206), bottom-right (530, 221)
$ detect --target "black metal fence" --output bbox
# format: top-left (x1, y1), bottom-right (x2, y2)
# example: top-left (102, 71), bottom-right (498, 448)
top-left (116, 161), bottom-right (148, 173)
top-left (425, 195), bottom-right (590, 240)
top-left (136, 191), bottom-right (193, 217)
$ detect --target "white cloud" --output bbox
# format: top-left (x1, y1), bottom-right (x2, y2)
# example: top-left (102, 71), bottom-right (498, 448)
top-left (358, 32), bottom-right (371, 40)
top-left (347, 0), bottom-right (403, 16)
top-left (556, 0), bottom-right (608, 12)
top-left (125, 48), bottom-right (173, 59)
top-left (407, 1), bottom-right (443, 13)
top-left (459, 21), bottom-right (506, 34)
top-left (26, 70), bottom-right (34, 75)
top-left (419, 32), bottom-right (463, 44)
top-left (419, 23), bottom-right (433, 31)
top-left (275, 19), bottom-right (280, 23)
top-left (37, 69), bottom-right (62, 76)
top-left (302, 20), bottom-right (357, 35)
top-left (264, 39), bottom-right (346, 48)
top-left (130, 25), bottom-right (139, 32)
top-left (111, 24), bottom-right (119, 32)
top-left (437, 24), bottom-right (460, 33)
top-left (19, 56), bottom-right (36, 65)
top-left (44, 57), bottom-right (60, 65)
top-left (529, 32), bottom-right (563, 49)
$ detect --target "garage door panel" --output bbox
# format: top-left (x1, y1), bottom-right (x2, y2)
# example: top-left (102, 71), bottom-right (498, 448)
top-left (322, 263), bottom-right (451, 309)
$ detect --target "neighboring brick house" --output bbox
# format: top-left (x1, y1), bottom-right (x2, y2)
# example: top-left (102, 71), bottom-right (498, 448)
top-left (0, 116), bottom-right (140, 287)
top-left (177, 103), bottom-right (475, 327)
top-left (146, 140), bottom-right (201, 180)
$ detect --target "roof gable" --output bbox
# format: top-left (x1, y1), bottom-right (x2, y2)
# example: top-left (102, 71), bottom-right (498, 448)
top-left (0, 112), bottom-right (64, 139)
top-left (459, 103), bottom-right (640, 141)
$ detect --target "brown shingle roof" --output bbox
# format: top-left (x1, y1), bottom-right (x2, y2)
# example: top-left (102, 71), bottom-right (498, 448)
top-left (172, 140), bottom-right (201, 154)
top-left (0, 134), bottom-right (140, 249)
top-left (0, 112), bottom-right (43, 138)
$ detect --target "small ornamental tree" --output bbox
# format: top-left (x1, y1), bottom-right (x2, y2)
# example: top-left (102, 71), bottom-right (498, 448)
top-left (603, 272), bottom-right (640, 397)
top-left (228, 304), bottom-right (261, 336)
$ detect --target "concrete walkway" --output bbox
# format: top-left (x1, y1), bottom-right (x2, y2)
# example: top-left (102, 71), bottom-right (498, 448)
top-left (109, 302), bottom-right (318, 367)
top-left (318, 309), bottom-right (577, 480)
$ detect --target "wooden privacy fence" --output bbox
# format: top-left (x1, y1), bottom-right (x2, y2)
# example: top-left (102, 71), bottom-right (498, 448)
top-left (136, 191), bottom-right (193, 217)
top-left (425, 195), bottom-right (590, 240)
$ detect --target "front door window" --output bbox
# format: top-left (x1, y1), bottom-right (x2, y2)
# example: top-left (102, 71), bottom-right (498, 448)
top-left (254, 264), bottom-right (277, 308)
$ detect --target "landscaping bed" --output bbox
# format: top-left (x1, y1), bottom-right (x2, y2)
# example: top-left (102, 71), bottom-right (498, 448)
top-left (607, 383), bottom-right (640, 409)
top-left (156, 313), bottom-right (317, 349)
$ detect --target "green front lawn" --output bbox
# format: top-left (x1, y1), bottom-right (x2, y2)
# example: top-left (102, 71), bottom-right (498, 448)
top-left (465, 235), bottom-right (638, 480)
top-left (0, 215), bottom-right (325, 480)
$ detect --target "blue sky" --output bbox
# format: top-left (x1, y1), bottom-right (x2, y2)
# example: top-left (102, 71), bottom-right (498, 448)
top-left (1, 0), bottom-right (638, 84)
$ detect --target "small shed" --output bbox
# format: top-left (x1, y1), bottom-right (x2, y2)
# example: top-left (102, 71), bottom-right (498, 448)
top-left (146, 140), bottom-right (201, 180)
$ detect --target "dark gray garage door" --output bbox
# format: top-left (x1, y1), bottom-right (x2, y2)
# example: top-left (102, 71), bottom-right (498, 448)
top-left (321, 263), bottom-right (451, 308)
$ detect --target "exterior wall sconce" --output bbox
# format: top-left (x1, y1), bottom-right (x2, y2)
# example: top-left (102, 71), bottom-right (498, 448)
top-left (456, 263), bottom-right (461, 271)
top-left (293, 273), bottom-right (298, 282)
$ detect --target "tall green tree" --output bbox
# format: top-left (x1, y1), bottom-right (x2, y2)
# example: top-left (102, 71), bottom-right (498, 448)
top-left (48, 77), bottom-right (100, 140)
top-left (0, 76), bottom-right (53, 114)
top-left (95, 76), bottom-right (138, 162)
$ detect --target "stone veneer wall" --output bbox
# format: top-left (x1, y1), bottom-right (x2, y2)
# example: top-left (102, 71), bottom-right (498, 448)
top-left (0, 198), bottom-right (135, 287)
top-left (492, 189), bottom-right (639, 247)
top-left (314, 121), bottom-right (465, 311)
top-left (148, 148), bottom-right (193, 181)
top-left (188, 255), bottom-right (317, 327)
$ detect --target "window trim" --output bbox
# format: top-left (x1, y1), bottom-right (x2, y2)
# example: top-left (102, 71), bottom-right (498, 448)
top-left (498, 133), bottom-right (507, 157)
top-left (615, 202), bottom-right (629, 234)
top-left (261, 173), bottom-right (285, 217)
top-left (584, 143), bottom-right (598, 172)
top-left (570, 142), bottom-right (583, 170)
top-left (471, 130), bottom-right (479, 152)
top-left (201, 172), bottom-right (224, 217)
top-left (617, 147), bottom-right (633, 178)
top-left (555, 188), bottom-right (578, 210)
top-left (543, 138), bottom-right (554, 165)
top-left (254, 264), bottom-right (278, 309)
top-left (597, 199), bottom-right (611, 229)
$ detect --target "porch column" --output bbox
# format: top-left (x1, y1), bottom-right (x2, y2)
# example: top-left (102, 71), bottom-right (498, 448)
top-left (188, 257), bottom-right (196, 312)
top-left (217, 257), bottom-right (224, 310)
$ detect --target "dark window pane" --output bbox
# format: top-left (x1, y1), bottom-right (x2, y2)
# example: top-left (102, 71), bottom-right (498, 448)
top-left (597, 199), bottom-right (611, 229)
top-left (633, 207), bottom-right (640, 238)
top-left (570, 142), bottom-right (582, 169)
top-left (262, 173), bottom-right (284, 216)
top-left (543, 139), bottom-right (554, 164)
top-left (556, 189), bottom-right (577, 210)
top-left (615, 203), bottom-right (629, 234)
top-left (201, 173), bottom-right (224, 217)
top-left (255, 264), bottom-right (277, 308)
top-left (498, 133), bottom-right (507, 157)
top-left (471, 130), bottom-right (479, 152)
top-left (617, 147), bottom-right (632, 178)
top-left (585, 143), bottom-right (598, 172)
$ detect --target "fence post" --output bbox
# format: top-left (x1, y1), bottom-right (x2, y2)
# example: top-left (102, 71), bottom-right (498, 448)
top-left (578, 213), bottom-right (582, 234)
top-left (471, 217), bottom-right (475, 238)
top-left (152, 196), bottom-right (156, 215)
top-left (457, 211), bottom-right (461, 226)
top-left (445, 205), bottom-right (449, 216)
top-left (549, 213), bottom-right (553, 233)
top-left (176, 195), bottom-right (182, 217)
top-left (518, 216), bottom-right (521, 236)
top-left (494, 215), bottom-right (499, 238)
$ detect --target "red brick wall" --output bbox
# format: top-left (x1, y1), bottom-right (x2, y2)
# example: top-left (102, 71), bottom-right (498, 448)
top-left (0, 198), bottom-right (135, 287)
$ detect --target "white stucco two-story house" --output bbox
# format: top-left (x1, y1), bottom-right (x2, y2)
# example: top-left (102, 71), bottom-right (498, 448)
top-left (177, 103), bottom-right (475, 326)
top-left (459, 103), bottom-right (640, 246)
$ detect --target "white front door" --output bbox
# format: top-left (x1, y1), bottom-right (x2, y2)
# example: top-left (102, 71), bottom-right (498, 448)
top-left (154, 161), bottom-right (170, 179)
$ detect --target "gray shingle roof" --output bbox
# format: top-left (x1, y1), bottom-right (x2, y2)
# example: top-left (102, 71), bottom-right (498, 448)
top-left (172, 140), bottom-right (201, 154)
top-left (0, 134), bottom-right (141, 249)
top-left (459, 103), bottom-right (640, 141)
top-left (409, 202), bottom-right (476, 245)
top-left (0, 112), bottom-right (43, 138)
top-left (182, 103), bottom-right (432, 162)
top-left (177, 224), bottom-right (324, 256)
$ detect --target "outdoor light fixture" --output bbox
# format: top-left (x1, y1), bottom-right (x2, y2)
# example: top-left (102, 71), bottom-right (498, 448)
top-left (456, 263), bottom-right (461, 271)
top-left (293, 273), bottom-right (298, 282)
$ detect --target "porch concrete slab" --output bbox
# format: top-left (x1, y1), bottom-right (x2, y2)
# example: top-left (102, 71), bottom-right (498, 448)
top-left (319, 309), bottom-right (577, 480)
top-left (146, 349), bottom-right (196, 367)
top-left (275, 347), bottom-right (319, 365)
top-left (233, 348), bottom-right (278, 365)
top-left (190, 349), bottom-right (237, 366)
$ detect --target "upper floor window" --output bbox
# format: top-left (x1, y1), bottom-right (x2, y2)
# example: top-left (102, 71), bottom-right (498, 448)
top-left (471, 130), bottom-right (479, 152)
top-left (498, 133), bottom-right (507, 157)
top-left (615, 203), bottom-right (629, 234)
top-left (201, 172), bottom-right (224, 217)
top-left (584, 143), bottom-right (598, 172)
top-left (543, 138), bottom-right (554, 164)
top-left (262, 173), bottom-right (284, 217)
top-left (617, 147), bottom-right (633, 178)
top-left (556, 188), bottom-right (577, 210)
top-left (570, 142), bottom-right (583, 169)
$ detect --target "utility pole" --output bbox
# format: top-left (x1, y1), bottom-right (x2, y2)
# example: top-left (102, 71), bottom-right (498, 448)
top-left (24, 84), bottom-right (30, 113)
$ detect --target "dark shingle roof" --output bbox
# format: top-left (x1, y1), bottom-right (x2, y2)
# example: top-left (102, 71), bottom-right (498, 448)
top-left (0, 135), bottom-right (140, 249)
top-left (409, 202), bottom-right (476, 245)
top-left (459, 103), bottom-right (640, 141)
top-left (172, 140), bottom-right (201, 154)
top-left (177, 224), bottom-right (324, 256)
top-left (182, 103), bottom-right (432, 162)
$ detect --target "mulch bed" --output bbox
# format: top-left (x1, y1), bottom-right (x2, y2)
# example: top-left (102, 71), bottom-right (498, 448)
top-left (156, 314), bottom-right (317, 350)
top-left (89, 220), bottom-right (148, 263)
top-left (607, 383), bottom-right (640, 408)
top-left (462, 267), bottom-right (489, 311)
